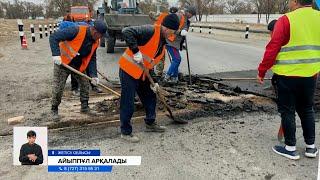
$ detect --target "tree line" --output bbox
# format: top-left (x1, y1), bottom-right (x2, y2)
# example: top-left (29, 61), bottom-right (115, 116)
top-left (0, 0), bottom-right (292, 24)
top-left (0, 0), bottom-right (98, 19)
top-left (139, 0), bottom-right (290, 23)
top-left (0, 0), bottom-right (44, 19)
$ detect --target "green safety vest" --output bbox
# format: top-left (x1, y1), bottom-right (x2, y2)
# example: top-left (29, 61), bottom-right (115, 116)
top-left (271, 7), bottom-right (320, 77)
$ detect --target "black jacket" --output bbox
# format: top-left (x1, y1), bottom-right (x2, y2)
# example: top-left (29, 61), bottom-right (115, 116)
top-left (122, 25), bottom-right (166, 59)
top-left (19, 143), bottom-right (43, 165)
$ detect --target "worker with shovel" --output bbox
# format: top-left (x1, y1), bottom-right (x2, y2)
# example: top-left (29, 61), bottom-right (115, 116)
top-left (162, 6), bottom-right (196, 84)
top-left (257, 0), bottom-right (320, 160)
top-left (119, 14), bottom-right (180, 143)
top-left (49, 20), bottom-right (107, 121)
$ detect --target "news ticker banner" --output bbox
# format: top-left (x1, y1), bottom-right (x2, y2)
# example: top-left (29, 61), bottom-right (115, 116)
top-left (48, 150), bottom-right (141, 173)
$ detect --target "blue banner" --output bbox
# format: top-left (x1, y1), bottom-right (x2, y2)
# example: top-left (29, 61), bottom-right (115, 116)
top-left (48, 150), bottom-right (100, 156)
top-left (48, 166), bottom-right (112, 172)
top-left (316, 0), bottom-right (320, 10)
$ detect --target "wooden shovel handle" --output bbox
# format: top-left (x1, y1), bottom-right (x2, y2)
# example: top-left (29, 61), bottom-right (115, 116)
top-left (61, 63), bottom-right (121, 97)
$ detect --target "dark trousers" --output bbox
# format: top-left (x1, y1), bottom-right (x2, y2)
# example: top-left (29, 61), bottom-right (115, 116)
top-left (71, 74), bottom-right (79, 91)
top-left (274, 74), bottom-right (317, 146)
top-left (119, 69), bottom-right (157, 135)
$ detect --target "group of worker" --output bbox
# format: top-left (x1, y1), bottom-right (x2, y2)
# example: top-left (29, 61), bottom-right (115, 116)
top-left (49, 6), bottom-right (196, 142)
top-left (48, 0), bottom-right (319, 160)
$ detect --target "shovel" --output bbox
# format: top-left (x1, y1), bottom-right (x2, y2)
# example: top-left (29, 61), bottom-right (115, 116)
top-left (61, 63), bottom-right (121, 97)
top-left (97, 70), bottom-right (121, 87)
top-left (140, 64), bottom-right (187, 124)
top-left (278, 124), bottom-right (284, 143)
top-left (185, 38), bottom-right (192, 85)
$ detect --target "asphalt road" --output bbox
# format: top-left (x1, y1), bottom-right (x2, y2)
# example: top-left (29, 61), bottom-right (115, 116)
top-left (96, 33), bottom-right (266, 81)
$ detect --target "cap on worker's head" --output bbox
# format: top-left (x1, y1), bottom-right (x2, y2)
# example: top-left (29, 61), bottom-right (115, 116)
top-left (267, 19), bottom-right (277, 32)
top-left (161, 13), bottom-right (179, 30)
top-left (184, 6), bottom-right (196, 16)
top-left (93, 20), bottom-right (107, 35)
top-left (169, 6), bottom-right (179, 13)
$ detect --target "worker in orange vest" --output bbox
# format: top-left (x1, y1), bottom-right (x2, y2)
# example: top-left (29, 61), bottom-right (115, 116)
top-left (163, 6), bottom-right (196, 84)
top-left (49, 20), bottom-right (107, 121)
top-left (119, 14), bottom-right (180, 143)
top-left (152, 6), bottom-right (196, 82)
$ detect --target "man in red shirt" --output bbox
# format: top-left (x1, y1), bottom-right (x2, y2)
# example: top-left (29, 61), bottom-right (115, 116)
top-left (257, 0), bottom-right (320, 160)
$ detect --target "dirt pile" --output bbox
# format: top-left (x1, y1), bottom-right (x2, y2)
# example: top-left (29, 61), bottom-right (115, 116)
top-left (85, 74), bottom-right (277, 124)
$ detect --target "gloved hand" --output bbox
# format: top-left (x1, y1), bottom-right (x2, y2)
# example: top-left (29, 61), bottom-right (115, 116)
top-left (180, 30), bottom-right (188, 36)
top-left (52, 56), bottom-right (62, 65)
top-left (91, 77), bottom-right (100, 86)
top-left (150, 83), bottom-right (160, 93)
top-left (133, 51), bottom-right (143, 64)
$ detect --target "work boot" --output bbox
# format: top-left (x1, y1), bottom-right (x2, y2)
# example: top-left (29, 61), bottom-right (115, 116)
top-left (92, 86), bottom-right (103, 94)
top-left (50, 106), bottom-right (60, 122)
top-left (121, 134), bottom-right (140, 143)
top-left (145, 122), bottom-right (166, 132)
top-left (162, 75), bottom-right (174, 86)
top-left (163, 74), bottom-right (170, 82)
top-left (305, 147), bottom-right (318, 158)
top-left (80, 101), bottom-right (90, 113)
top-left (169, 77), bottom-right (179, 84)
top-left (72, 89), bottom-right (80, 96)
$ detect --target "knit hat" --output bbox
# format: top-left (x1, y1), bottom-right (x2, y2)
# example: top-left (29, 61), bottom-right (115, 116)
top-left (169, 7), bottom-right (178, 13)
top-left (93, 20), bottom-right (107, 35)
top-left (161, 13), bottom-right (179, 30)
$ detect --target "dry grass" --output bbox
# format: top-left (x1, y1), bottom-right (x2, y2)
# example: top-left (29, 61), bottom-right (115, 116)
top-left (0, 19), bottom-right (56, 45)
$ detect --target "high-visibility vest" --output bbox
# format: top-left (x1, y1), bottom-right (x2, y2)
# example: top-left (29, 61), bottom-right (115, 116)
top-left (118, 25), bottom-right (165, 79)
top-left (177, 13), bottom-right (186, 31)
top-left (59, 26), bottom-right (99, 72)
top-left (271, 7), bottom-right (320, 77)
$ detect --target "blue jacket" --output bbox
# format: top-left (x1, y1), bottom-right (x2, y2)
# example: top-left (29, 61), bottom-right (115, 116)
top-left (49, 26), bottom-right (97, 77)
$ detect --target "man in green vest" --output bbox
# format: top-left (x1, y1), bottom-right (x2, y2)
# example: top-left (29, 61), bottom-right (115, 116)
top-left (257, 0), bottom-right (320, 160)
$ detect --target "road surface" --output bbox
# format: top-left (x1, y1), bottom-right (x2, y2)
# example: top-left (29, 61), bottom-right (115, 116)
top-left (97, 33), bottom-right (266, 81)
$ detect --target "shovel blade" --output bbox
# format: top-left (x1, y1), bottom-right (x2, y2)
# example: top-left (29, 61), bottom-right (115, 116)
top-left (277, 124), bottom-right (284, 143)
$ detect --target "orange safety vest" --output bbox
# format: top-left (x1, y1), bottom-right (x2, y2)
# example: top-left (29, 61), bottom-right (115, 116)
top-left (118, 25), bottom-right (165, 79)
top-left (177, 13), bottom-right (185, 31)
top-left (59, 26), bottom-right (99, 72)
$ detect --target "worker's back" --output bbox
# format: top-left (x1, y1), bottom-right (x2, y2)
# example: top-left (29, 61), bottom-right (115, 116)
top-left (272, 7), bottom-right (320, 77)
top-left (285, 7), bottom-right (320, 47)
